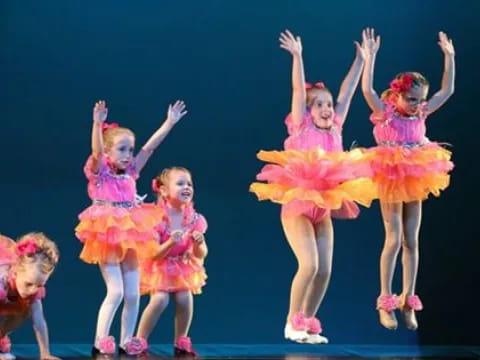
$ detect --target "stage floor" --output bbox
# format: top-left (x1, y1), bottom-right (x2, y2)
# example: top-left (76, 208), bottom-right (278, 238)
top-left (12, 344), bottom-right (480, 359)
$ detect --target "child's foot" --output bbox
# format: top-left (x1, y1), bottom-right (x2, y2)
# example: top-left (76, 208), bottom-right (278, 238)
top-left (92, 336), bottom-right (116, 356)
top-left (174, 336), bottom-right (197, 358)
top-left (284, 312), bottom-right (309, 343)
top-left (304, 317), bottom-right (328, 344)
top-left (400, 295), bottom-right (423, 330)
top-left (120, 337), bottom-right (148, 356)
top-left (0, 336), bottom-right (15, 360)
top-left (377, 294), bottom-right (400, 330)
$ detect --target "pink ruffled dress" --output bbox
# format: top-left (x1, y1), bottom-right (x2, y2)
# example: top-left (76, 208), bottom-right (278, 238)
top-left (369, 102), bottom-right (454, 202)
top-left (140, 207), bottom-right (207, 295)
top-left (250, 112), bottom-right (374, 223)
top-left (75, 156), bottom-right (159, 264)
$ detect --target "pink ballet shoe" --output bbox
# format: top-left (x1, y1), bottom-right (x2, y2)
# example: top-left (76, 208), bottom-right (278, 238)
top-left (401, 295), bottom-right (423, 330)
top-left (92, 336), bottom-right (115, 356)
top-left (123, 337), bottom-right (148, 355)
top-left (174, 336), bottom-right (197, 358)
top-left (306, 317), bottom-right (322, 335)
top-left (377, 294), bottom-right (400, 330)
top-left (0, 336), bottom-right (11, 353)
top-left (284, 312), bottom-right (309, 342)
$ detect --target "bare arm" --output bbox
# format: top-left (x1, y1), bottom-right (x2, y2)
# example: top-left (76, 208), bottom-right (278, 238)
top-left (361, 28), bottom-right (384, 113)
top-left (153, 230), bottom-right (183, 260)
top-left (90, 101), bottom-right (108, 173)
top-left (335, 38), bottom-right (365, 121)
top-left (280, 30), bottom-right (306, 127)
top-left (427, 32), bottom-right (455, 114)
top-left (192, 231), bottom-right (208, 259)
top-left (135, 101), bottom-right (187, 173)
top-left (31, 301), bottom-right (60, 360)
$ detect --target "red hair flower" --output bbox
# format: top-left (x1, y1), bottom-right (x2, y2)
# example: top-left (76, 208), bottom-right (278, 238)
top-left (101, 122), bottom-right (119, 133)
top-left (16, 238), bottom-right (38, 257)
top-left (390, 74), bottom-right (414, 93)
top-left (305, 82), bottom-right (326, 90)
top-left (152, 179), bottom-right (160, 192)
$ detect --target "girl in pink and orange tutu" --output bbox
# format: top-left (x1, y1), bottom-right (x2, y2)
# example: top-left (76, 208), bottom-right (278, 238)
top-left (251, 29), bottom-right (374, 344)
top-left (135, 167), bottom-right (208, 357)
top-left (251, 27), bottom-right (455, 342)
top-left (0, 233), bottom-right (60, 360)
top-left (74, 99), bottom-right (188, 356)
top-left (361, 28), bottom-right (455, 331)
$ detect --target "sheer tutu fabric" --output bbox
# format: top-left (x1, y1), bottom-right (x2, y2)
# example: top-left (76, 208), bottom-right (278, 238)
top-left (250, 147), bottom-right (376, 220)
top-left (75, 156), bottom-right (160, 264)
top-left (368, 143), bottom-right (453, 203)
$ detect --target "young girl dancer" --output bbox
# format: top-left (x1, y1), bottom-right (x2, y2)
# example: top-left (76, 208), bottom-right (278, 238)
top-left (136, 167), bottom-right (208, 358)
top-left (0, 233), bottom-right (60, 360)
top-left (250, 30), bottom-right (374, 344)
top-left (361, 28), bottom-right (455, 330)
top-left (75, 100), bottom-right (187, 355)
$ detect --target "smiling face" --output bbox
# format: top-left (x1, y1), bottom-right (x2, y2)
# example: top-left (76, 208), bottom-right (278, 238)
top-left (307, 89), bottom-right (335, 128)
top-left (161, 169), bottom-right (194, 206)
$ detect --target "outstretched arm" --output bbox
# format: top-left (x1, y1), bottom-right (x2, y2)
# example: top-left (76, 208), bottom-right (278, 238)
top-left (280, 30), bottom-right (307, 127)
top-left (135, 101), bottom-right (187, 173)
top-left (335, 34), bottom-right (366, 121)
top-left (361, 28), bottom-right (384, 113)
top-left (90, 100), bottom-right (108, 173)
top-left (426, 32), bottom-right (455, 114)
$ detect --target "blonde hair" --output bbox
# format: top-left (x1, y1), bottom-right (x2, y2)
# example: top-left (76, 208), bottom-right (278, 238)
top-left (103, 127), bottom-right (135, 150)
top-left (152, 167), bottom-right (191, 197)
top-left (381, 72), bottom-right (429, 103)
top-left (306, 87), bottom-right (332, 108)
top-left (16, 232), bottom-right (59, 274)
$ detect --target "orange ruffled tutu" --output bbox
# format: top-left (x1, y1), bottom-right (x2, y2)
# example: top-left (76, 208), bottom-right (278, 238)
top-left (369, 143), bottom-right (453, 203)
top-left (75, 204), bottom-right (160, 264)
top-left (250, 147), bottom-right (376, 216)
top-left (140, 256), bottom-right (207, 295)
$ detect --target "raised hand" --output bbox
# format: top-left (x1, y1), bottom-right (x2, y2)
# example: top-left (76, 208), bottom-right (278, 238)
top-left (438, 31), bottom-right (455, 56)
top-left (93, 100), bottom-right (108, 123)
top-left (354, 36), bottom-right (366, 61)
top-left (166, 100), bottom-right (187, 126)
top-left (362, 28), bottom-right (381, 57)
top-left (279, 30), bottom-right (302, 57)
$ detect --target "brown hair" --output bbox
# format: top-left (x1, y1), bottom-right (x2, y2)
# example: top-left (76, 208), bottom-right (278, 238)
top-left (381, 72), bottom-right (429, 103)
top-left (152, 167), bottom-right (191, 197)
top-left (103, 127), bottom-right (135, 150)
top-left (16, 233), bottom-right (59, 274)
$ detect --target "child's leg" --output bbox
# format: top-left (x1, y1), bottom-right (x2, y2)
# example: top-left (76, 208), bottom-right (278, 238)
top-left (281, 213), bottom-right (319, 323)
top-left (303, 216), bottom-right (334, 318)
top-left (401, 200), bottom-right (422, 330)
top-left (0, 313), bottom-right (30, 360)
top-left (137, 292), bottom-right (170, 339)
top-left (94, 263), bottom-right (123, 348)
top-left (119, 250), bottom-right (140, 347)
top-left (378, 201), bottom-right (403, 329)
top-left (0, 313), bottom-right (29, 337)
top-left (174, 291), bottom-right (193, 339)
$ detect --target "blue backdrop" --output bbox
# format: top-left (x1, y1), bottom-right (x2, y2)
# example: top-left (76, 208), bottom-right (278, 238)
top-left (2, 0), bottom-right (479, 347)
